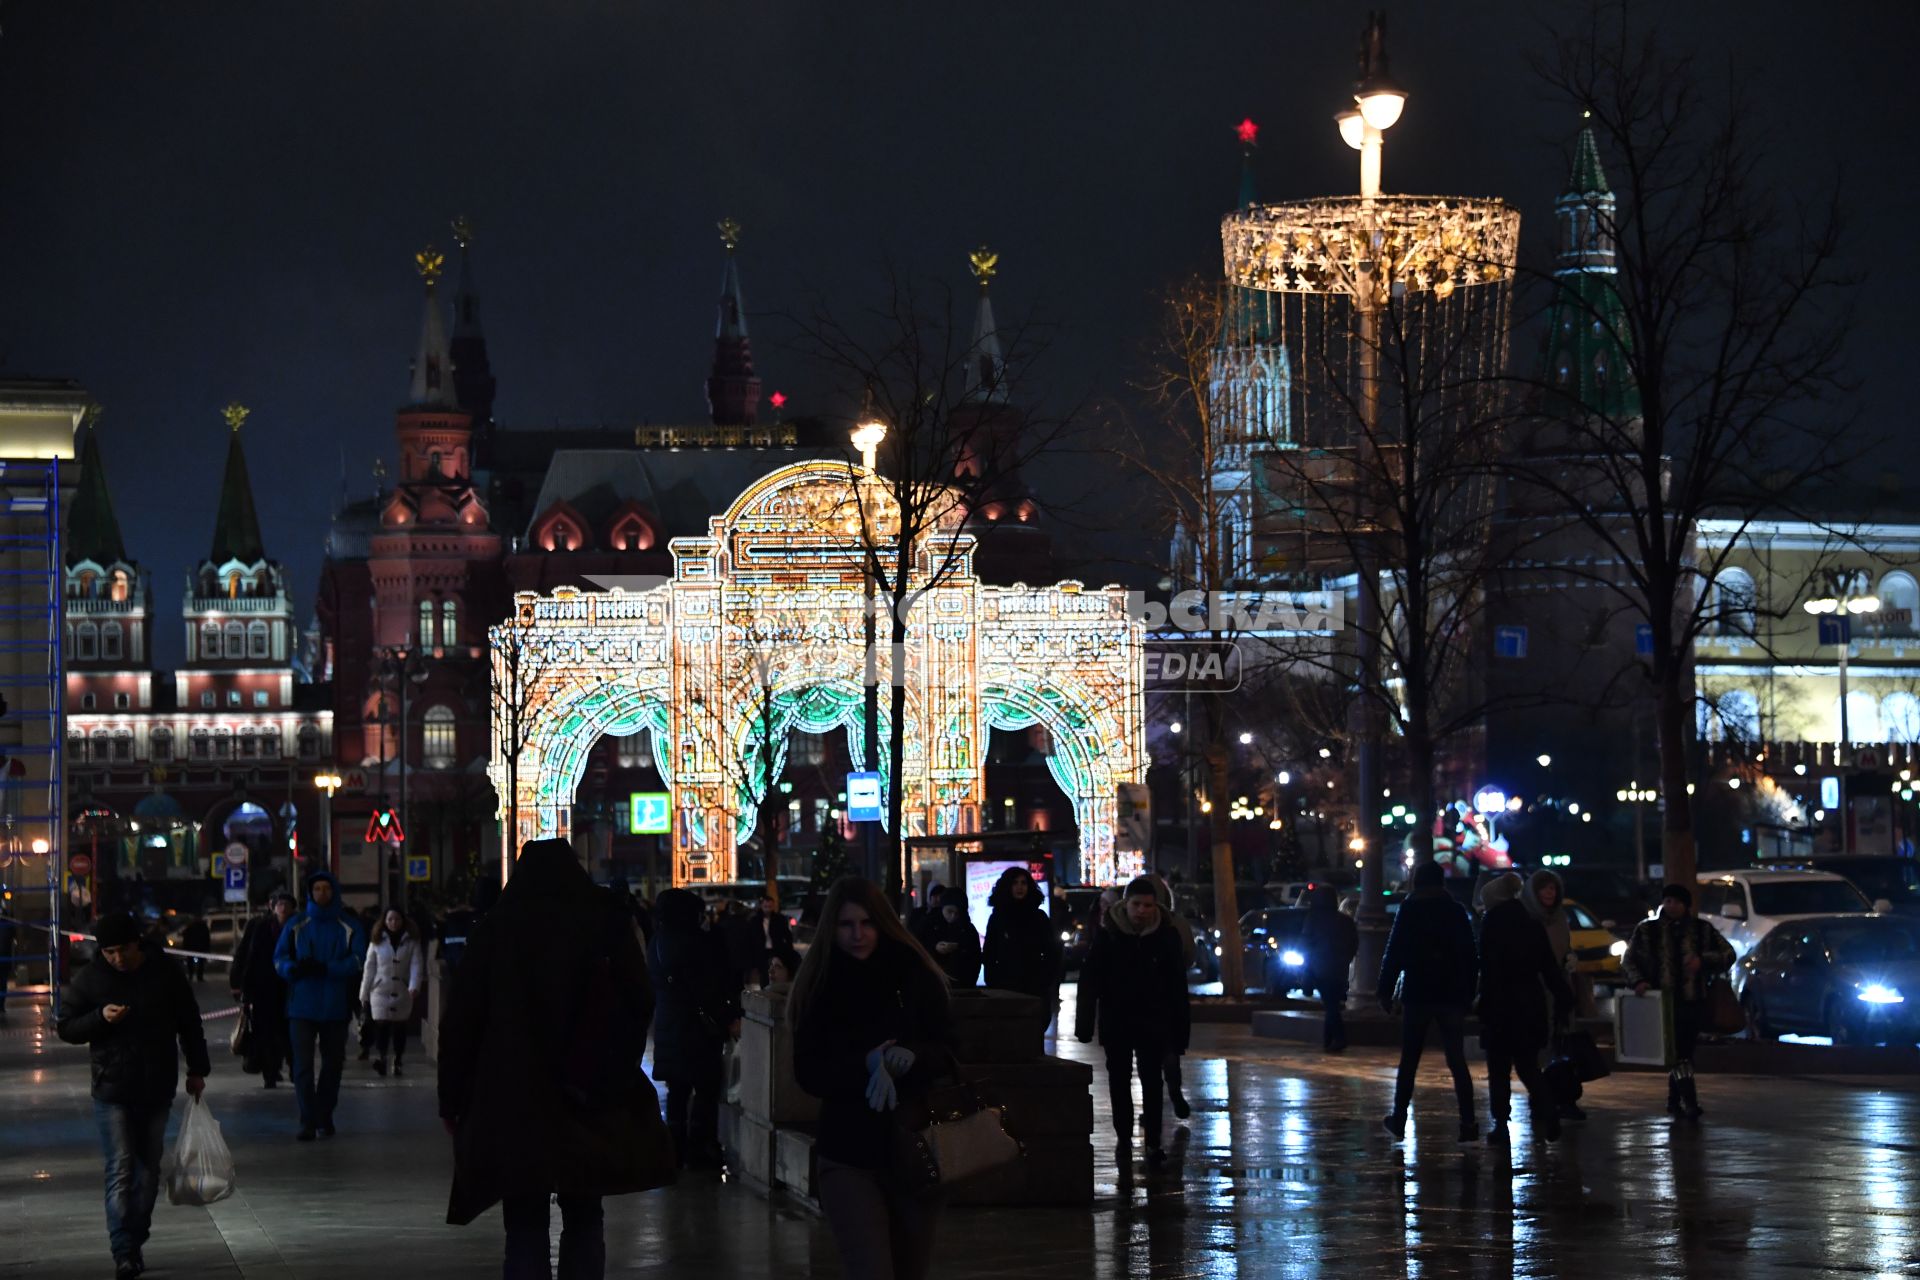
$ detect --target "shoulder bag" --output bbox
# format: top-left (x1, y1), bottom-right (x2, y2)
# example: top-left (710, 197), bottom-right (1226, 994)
top-left (890, 1060), bottom-right (1022, 1195)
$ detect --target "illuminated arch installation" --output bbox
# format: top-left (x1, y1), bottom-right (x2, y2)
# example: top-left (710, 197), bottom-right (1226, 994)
top-left (490, 461), bottom-right (1146, 887)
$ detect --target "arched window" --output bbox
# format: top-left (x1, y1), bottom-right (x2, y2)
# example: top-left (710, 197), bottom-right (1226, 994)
top-left (191, 730), bottom-right (212, 760)
top-left (68, 730), bottom-right (86, 761)
top-left (113, 732), bottom-right (133, 762)
top-left (258, 728), bottom-right (281, 758)
top-left (1216, 500), bottom-right (1245, 583)
top-left (212, 728), bottom-right (234, 760)
top-left (1883, 693), bottom-right (1920, 743)
top-left (150, 727), bottom-right (173, 762)
top-left (226, 572), bottom-right (242, 599)
top-left (223, 621), bottom-right (244, 656)
top-left (1878, 572), bottom-right (1919, 637)
top-left (101, 622), bottom-right (122, 661)
top-left (76, 622), bottom-right (98, 660)
top-left (422, 705), bottom-right (457, 769)
top-left (297, 724), bottom-right (320, 761)
top-left (1842, 691), bottom-right (1883, 745)
top-left (615, 730), bottom-right (651, 769)
top-left (110, 569), bottom-right (130, 603)
top-left (1710, 568), bottom-right (1757, 638)
top-left (200, 622), bottom-right (221, 659)
top-left (440, 599), bottom-right (457, 647)
top-left (419, 600), bottom-right (435, 648)
top-left (91, 729), bottom-right (110, 759)
top-left (80, 692), bottom-right (97, 711)
top-left (247, 621), bottom-right (269, 658)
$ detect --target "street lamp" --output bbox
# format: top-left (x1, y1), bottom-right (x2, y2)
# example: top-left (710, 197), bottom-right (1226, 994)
top-left (1804, 572), bottom-right (1880, 763)
top-left (314, 772), bottom-right (343, 874)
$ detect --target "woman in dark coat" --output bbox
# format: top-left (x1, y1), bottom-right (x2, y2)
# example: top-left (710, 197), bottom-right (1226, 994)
top-left (1476, 873), bottom-right (1573, 1144)
top-left (790, 878), bottom-right (955, 1280)
top-left (1074, 876), bottom-right (1191, 1164)
top-left (1301, 884), bottom-right (1359, 1052)
top-left (648, 887), bottom-right (741, 1168)
top-left (925, 899), bottom-right (983, 988)
top-left (438, 838), bottom-right (674, 1279)
top-left (982, 867), bottom-right (1062, 1000)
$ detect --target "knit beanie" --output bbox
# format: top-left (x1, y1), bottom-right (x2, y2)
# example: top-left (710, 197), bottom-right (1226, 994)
top-left (93, 913), bottom-right (141, 948)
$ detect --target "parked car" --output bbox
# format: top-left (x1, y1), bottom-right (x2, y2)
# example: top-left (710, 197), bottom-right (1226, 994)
top-left (1563, 898), bottom-right (1627, 980)
top-left (1736, 915), bottom-right (1920, 1045)
top-left (1060, 888), bottom-right (1106, 972)
top-left (1759, 856), bottom-right (1920, 920)
top-left (1188, 921), bottom-right (1220, 982)
top-left (1557, 868), bottom-right (1658, 931)
top-left (1696, 870), bottom-right (1877, 970)
top-left (1239, 908), bottom-right (1312, 995)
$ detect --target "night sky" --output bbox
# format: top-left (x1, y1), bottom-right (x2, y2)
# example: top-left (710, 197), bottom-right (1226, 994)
top-left (1, 2), bottom-right (1912, 667)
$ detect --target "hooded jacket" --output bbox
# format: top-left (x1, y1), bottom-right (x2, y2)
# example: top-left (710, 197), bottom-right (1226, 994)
top-left (438, 838), bottom-right (672, 1225)
top-left (1523, 869), bottom-right (1572, 965)
top-left (359, 928), bottom-right (425, 1023)
top-left (1477, 874), bottom-right (1573, 1053)
top-left (57, 940), bottom-right (211, 1105)
top-left (274, 872), bottom-right (367, 1022)
top-left (1300, 885), bottom-right (1359, 988)
top-left (1378, 885), bottom-right (1478, 1008)
top-left (1074, 901), bottom-right (1190, 1051)
top-left (982, 869), bottom-right (1062, 997)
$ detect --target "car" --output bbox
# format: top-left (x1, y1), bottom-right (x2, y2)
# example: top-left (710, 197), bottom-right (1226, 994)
top-left (1736, 915), bottom-right (1920, 1045)
top-left (1188, 921), bottom-right (1220, 982)
top-left (1758, 856), bottom-right (1920, 920)
top-left (1557, 868), bottom-right (1658, 931)
top-left (1060, 888), bottom-right (1106, 972)
top-left (1563, 897), bottom-right (1627, 979)
top-left (1239, 908), bottom-right (1312, 995)
top-left (1695, 870), bottom-right (1877, 969)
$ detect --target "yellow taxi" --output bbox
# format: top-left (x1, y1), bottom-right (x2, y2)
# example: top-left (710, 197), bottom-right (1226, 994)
top-left (1565, 897), bottom-right (1629, 979)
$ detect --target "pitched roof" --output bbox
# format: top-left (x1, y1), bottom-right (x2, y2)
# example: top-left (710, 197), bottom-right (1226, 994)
top-left (524, 448), bottom-right (836, 542)
top-left (209, 429), bottom-right (267, 565)
top-left (1567, 124), bottom-right (1610, 197)
top-left (66, 426), bottom-right (128, 566)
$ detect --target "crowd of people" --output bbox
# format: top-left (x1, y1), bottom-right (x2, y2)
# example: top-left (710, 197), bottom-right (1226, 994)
top-left (48, 846), bottom-right (1737, 1279)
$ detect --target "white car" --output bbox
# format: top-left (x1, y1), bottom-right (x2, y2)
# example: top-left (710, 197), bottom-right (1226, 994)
top-left (1695, 871), bottom-right (1880, 976)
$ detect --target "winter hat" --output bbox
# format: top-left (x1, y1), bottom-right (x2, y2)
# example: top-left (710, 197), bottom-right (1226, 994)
top-left (1480, 872), bottom-right (1524, 908)
top-left (93, 913), bottom-right (141, 948)
top-left (270, 890), bottom-right (299, 907)
top-left (1661, 883), bottom-right (1693, 909)
top-left (1412, 860), bottom-right (1446, 891)
top-left (1122, 875), bottom-right (1160, 901)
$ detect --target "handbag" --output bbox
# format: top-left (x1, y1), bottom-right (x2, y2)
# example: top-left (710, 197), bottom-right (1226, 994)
top-left (1704, 977), bottom-right (1747, 1037)
top-left (229, 1009), bottom-right (252, 1058)
top-left (1555, 1029), bottom-right (1611, 1083)
top-left (891, 1074), bottom-right (1022, 1194)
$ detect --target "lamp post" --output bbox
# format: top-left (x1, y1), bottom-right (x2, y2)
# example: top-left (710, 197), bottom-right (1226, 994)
top-left (1335, 12), bottom-right (1407, 993)
top-left (1805, 572), bottom-right (1879, 852)
top-left (314, 772), bottom-right (343, 875)
top-left (379, 648), bottom-right (430, 909)
top-left (852, 407), bottom-right (888, 888)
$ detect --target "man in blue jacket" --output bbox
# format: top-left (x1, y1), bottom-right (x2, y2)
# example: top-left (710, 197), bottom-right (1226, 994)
top-left (274, 871), bottom-right (365, 1141)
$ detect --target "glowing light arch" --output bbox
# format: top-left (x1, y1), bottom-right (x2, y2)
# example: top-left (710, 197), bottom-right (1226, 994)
top-left (491, 460), bottom-right (1146, 886)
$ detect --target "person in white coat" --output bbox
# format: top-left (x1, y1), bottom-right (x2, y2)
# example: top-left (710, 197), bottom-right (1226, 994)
top-left (359, 909), bottom-right (423, 1077)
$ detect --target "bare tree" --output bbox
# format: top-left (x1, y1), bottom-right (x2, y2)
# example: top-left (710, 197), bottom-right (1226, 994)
top-left (1510, 4), bottom-right (1861, 885)
top-left (489, 602), bottom-right (553, 865)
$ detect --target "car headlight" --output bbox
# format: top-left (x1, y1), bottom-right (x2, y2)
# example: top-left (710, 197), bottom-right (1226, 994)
top-left (1211, 929), bottom-right (1221, 939)
top-left (1608, 940), bottom-right (1628, 957)
top-left (1059, 931), bottom-right (1072, 943)
top-left (1280, 949), bottom-right (1306, 968)
top-left (1213, 945), bottom-right (1223, 957)
top-left (1857, 983), bottom-right (1906, 1005)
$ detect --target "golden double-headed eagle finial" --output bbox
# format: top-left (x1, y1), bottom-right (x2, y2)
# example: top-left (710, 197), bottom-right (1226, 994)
top-left (451, 215), bottom-right (473, 250)
top-left (222, 402), bottom-right (250, 433)
top-left (969, 245), bottom-right (999, 289)
top-left (718, 217), bottom-right (742, 252)
top-left (415, 245), bottom-right (446, 285)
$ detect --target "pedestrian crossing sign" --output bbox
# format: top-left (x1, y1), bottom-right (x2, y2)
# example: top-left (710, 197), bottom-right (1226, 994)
top-left (629, 792), bottom-right (671, 835)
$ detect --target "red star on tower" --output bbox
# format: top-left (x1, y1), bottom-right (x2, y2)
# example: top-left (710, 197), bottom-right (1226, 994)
top-left (1235, 118), bottom-right (1259, 147)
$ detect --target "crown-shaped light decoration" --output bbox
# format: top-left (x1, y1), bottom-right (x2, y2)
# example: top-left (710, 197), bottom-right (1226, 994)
top-left (222, 402), bottom-right (250, 433)
top-left (415, 245), bottom-right (445, 285)
top-left (718, 217), bottom-right (742, 252)
top-left (451, 215), bottom-right (473, 250)
top-left (969, 245), bottom-right (998, 291)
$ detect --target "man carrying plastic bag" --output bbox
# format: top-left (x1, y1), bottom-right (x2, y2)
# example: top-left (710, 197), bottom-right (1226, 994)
top-left (58, 912), bottom-right (212, 1279)
top-left (166, 1094), bottom-right (236, 1206)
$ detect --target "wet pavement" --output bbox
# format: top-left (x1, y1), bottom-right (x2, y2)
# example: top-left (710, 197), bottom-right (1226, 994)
top-left (3, 988), bottom-right (1917, 1278)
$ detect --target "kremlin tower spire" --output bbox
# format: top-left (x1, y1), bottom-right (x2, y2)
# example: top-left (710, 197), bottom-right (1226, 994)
top-left (1541, 117), bottom-right (1638, 422)
top-left (408, 245), bottom-right (457, 408)
top-left (964, 246), bottom-right (1008, 404)
top-left (448, 215), bottom-right (498, 448)
top-left (705, 218), bottom-right (763, 427)
top-left (1211, 118), bottom-right (1292, 464)
top-left (209, 402), bottom-right (267, 567)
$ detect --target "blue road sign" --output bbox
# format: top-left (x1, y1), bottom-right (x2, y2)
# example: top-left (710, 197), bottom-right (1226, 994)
top-left (1818, 615), bottom-right (1852, 646)
top-left (406, 855), bottom-right (431, 883)
top-left (1635, 623), bottom-right (1654, 656)
top-left (1493, 626), bottom-right (1528, 660)
top-left (223, 863), bottom-right (248, 903)
top-left (846, 771), bottom-right (884, 823)
top-left (629, 792), bottom-right (672, 835)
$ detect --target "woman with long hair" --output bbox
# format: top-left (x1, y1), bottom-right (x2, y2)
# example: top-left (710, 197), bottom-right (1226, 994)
top-left (789, 878), bottom-right (955, 1280)
top-left (359, 908), bottom-right (423, 1077)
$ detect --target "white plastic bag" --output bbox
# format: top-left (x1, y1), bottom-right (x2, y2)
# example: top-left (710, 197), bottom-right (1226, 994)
top-left (165, 1094), bottom-right (236, 1206)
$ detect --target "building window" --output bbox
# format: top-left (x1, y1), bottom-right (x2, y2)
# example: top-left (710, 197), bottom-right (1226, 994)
top-left (225, 690), bottom-right (240, 707)
top-left (224, 620), bottom-right (245, 656)
top-left (259, 730), bottom-right (281, 758)
top-left (80, 692), bottom-right (96, 710)
top-left (114, 692), bottom-right (130, 709)
top-left (420, 600), bottom-right (435, 649)
top-left (68, 731), bottom-right (86, 761)
top-left (110, 569), bottom-right (130, 602)
top-left (615, 730), bottom-right (650, 769)
top-left (254, 690), bottom-right (269, 708)
top-left (192, 731), bottom-right (211, 760)
top-left (814, 797), bottom-right (830, 831)
top-left (1710, 569), bottom-right (1757, 638)
top-left (1884, 692), bottom-right (1920, 743)
top-left (790, 731), bottom-right (825, 767)
top-left (1842, 692), bottom-right (1884, 745)
top-left (441, 599), bottom-right (457, 647)
top-left (91, 730), bottom-right (110, 759)
top-left (239, 731), bottom-right (258, 759)
top-left (422, 705), bottom-right (457, 769)
top-left (200, 691), bottom-right (215, 709)
top-left (200, 622), bottom-right (221, 659)
top-left (297, 724), bottom-right (320, 761)
top-left (1878, 572), bottom-right (1919, 637)
top-left (151, 728), bottom-right (172, 762)
top-left (76, 623), bottom-right (98, 660)
top-left (101, 623), bottom-right (123, 660)
top-left (213, 730), bottom-right (233, 760)
top-left (112, 733), bottom-right (133, 762)
top-left (248, 621), bottom-right (269, 659)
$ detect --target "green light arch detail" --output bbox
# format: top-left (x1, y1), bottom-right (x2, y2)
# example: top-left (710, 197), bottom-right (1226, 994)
top-left (728, 680), bottom-right (896, 843)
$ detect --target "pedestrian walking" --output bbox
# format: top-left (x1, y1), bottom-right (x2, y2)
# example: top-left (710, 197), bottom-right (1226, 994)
top-left (0, 906), bottom-right (17, 1024)
top-left (179, 916), bottom-right (211, 982)
top-left (648, 887), bottom-right (741, 1169)
top-left (231, 892), bottom-right (296, 1087)
top-left (925, 897), bottom-right (983, 988)
top-left (1623, 883), bottom-right (1735, 1120)
top-left (359, 908), bottom-right (424, 1078)
top-left (273, 871), bottom-right (366, 1141)
top-left (1476, 873), bottom-right (1573, 1145)
top-left (981, 866), bottom-right (1063, 1005)
top-left (790, 878), bottom-right (955, 1280)
top-left (1075, 876), bottom-right (1191, 1165)
top-left (1300, 884), bottom-right (1359, 1052)
top-left (56, 912), bottom-right (210, 1279)
top-left (1522, 867), bottom-right (1591, 1113)
top-left (439, 838), bottom-right (673, 1280)
top-left (1148, 875), bottom-right (1197, 1121)
top-left (1378, 860), bottom-right (1480, 1144)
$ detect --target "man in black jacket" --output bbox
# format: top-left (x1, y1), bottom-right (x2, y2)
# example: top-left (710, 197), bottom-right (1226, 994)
top-left (1377, 861), bottom-right (1479, 1143)
top-left (57, 912), bottom-right (211, 1279)
top-left (230, 892), bottom-right (295, 1087)
top-left (1075, 876), bottom-right (1191, 1166)
top-left (1301, 885), bottom-right (1359, 1052)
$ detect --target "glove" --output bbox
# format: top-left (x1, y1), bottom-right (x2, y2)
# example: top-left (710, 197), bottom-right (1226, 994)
top-left (864, 1063), bottom-right (898, 1112)
top-left (880, 1044), bottom-right (916, 1076)
top-left (291, 958), bottom-right (326, 981)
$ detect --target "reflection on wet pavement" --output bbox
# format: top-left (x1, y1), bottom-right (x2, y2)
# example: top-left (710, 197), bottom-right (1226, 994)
top-left (3, 989), bottom-right (1916, 1277)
